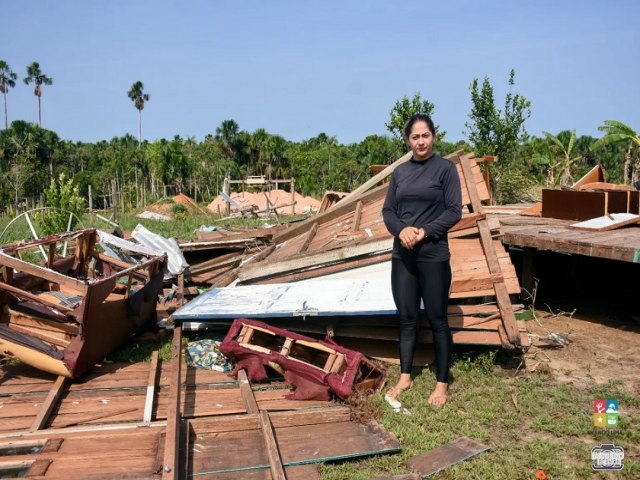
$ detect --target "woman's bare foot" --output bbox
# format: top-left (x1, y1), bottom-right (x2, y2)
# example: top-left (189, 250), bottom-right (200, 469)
top-left (427, 381), bottom-right (448, 406)
top-left (385, 373), bottom-right (413, 400)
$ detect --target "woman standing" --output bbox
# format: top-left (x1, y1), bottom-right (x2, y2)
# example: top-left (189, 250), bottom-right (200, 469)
top-left (382, 113), bottom-right (462, 406)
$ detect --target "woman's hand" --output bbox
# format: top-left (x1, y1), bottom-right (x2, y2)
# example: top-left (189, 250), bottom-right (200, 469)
top-left (399, 226), bottom-right (425, 250)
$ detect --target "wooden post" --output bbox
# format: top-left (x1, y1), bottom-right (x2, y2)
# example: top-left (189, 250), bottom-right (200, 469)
top-left (88, 185), bottom-right (93, 214)
top-left (111, 179), bottom-right (118, 223)
top-left (223, 176), bottom-right (231, 216)
top-left (291, 177), bottom-right (296, 215)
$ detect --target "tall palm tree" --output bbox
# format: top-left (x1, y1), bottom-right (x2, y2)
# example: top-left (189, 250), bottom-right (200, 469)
top-left (127, 81), bottom-right (150, 145)
top-left (215, 119), bottom-right (240, 157)
top-left (0, 60), bottom-right (18, 129)
top-left (23, 62), bottom-right (53, 127)
top-left (594, 120), bottom-right (640, 184)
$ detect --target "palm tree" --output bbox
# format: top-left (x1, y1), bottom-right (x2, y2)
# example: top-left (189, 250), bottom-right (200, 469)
top-left (127, 81), bottom-right (150, 145)
top-left (594, 120), bottom-right (640, 184)
top-left (0, 60), bottom-right (18, 129)
top-left (543, 129), bottom-right (581, 187)
top-left (23, 62), bottom-right (53, 127)
top-left (215, 119), bottom-right (240, 157)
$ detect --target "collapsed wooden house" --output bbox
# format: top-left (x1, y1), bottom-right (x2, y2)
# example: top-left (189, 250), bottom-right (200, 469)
top-left (0, 229), bottom-right (167, 379)
top-left (173, 151), bottom-right (529, 349)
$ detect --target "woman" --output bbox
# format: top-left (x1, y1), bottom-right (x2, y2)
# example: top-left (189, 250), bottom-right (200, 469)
top-left (381, 113), bottom-right (462, 406)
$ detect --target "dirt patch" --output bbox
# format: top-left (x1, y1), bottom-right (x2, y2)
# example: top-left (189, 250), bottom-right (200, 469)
top-left (141, 193), bottom-right (208, 219)
top-left (522, 298), bottom-right (640, 395)
top-left (207, 189), bottom-right (321, 216)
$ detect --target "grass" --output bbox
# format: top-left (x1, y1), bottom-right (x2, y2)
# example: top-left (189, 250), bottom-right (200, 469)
top-left (320, 350), bottom-right (639, 480)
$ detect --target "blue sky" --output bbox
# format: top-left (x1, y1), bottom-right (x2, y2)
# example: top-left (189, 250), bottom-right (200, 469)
top-left (4, 1), bottom-right (639, 144)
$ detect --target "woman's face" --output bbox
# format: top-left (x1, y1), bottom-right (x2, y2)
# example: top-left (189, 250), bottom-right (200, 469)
top-left (407, 120), bottom-right (434, 161)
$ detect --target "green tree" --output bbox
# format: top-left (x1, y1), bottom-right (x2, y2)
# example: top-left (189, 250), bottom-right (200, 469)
top-left (0, 60), bottom-right (18, 129)
top-left (23, 62), bottom-right (53, 128)
top-left (593, 120), bottom-right (640, 184)
top-left (386, 92), bottom-right (443, 145)
top-left (127, 81), bottom-right (150, 144)
top-left (465, 69), bottom-right (531, 163)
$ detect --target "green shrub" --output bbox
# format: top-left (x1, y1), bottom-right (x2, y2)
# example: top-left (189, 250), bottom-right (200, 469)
top-left (40, 174), bottom-right (85, 235)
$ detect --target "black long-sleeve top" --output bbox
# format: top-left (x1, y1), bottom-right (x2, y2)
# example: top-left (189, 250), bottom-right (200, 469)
top-left (382, 154), bottom-right (462, 262)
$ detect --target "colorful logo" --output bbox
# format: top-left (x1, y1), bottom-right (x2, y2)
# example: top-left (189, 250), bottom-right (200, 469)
top-left (591, 444), bottom-right (624, 470)
top-left (594, 399), bottom-right (618, 428)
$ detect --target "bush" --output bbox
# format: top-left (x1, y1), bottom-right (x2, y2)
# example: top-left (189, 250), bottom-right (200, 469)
top-left (40, 174), bottom-right (85, 235)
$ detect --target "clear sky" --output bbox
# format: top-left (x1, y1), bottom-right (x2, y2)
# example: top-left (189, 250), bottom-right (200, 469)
top-left (4, 0), bottom-right (639, 145)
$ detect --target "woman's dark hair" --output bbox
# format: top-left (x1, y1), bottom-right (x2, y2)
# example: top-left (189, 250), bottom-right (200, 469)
top-left (403, 113), bottom-right (436, 139)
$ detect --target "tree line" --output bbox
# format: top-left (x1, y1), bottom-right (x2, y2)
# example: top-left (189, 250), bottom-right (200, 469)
top-left (1, 61), bottom-right (638, 213)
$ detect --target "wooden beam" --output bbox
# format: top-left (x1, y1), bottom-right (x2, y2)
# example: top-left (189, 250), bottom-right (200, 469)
top-left (260, 410), bottom-right (287, 480)
top-left (299, 222), bottom-right (319, 254)
top-left (238, 369), bottom-right (259, 415)
top-left (0, 253), bottom-right (89, 295)
top-left (340, 151), bottom-right (412, 203)
top-left (352, 201), bottom-right (363, 231)
top-left (0, 282), bottom-right (75, 314)
top-left (162, 326), bottom-right (182, 480)
top-left (143, 351), bottom-right (160, 423)
top-left (456, 153), bottom-right (520, 346)
top-left (29, 376), bottom-right (66, 432)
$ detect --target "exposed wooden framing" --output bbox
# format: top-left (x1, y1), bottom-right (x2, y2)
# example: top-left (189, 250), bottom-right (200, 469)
top-left (259, 410), bottom-right (287, 480)
top-left (162, 325), bottom-right (182, 480)
top-left (29, 376), bottom-right (67, 432)
top-left (273, 183), bottom-right (388, 244)
top-left (238, 369), bottom-right (259, 414)
top-left (456, 153), bottom-right (520, 346)
top-left (0, 253), bottom-right (89, 295)
top-left (143, 351), bottom-right (160, 423)
top-left (352, 201), bottom-right (364, 231)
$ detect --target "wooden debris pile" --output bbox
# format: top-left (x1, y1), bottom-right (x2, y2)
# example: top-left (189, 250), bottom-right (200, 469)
top-left (173, 151), bottom-right (528, 349)
top-left (0, 329), bottom-right (400, 479)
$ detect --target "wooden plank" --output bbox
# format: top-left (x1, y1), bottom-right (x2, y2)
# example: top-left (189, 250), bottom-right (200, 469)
top-left (406, 437), bottom-right (489, 477)
top-left (143, 351), bottom-right (160, 423)
top-left (162, 326), bottom-right (182, 480)
top-left (299, 222), bottom-right (319, 254)
top-left (0, 282), bottom-right (76, 313)
top-left (238, 369), bottom-right (259, 415)
top-left (237, 238), bottom-right (392, 284)
top-left (0, 253), bottom-right (89, 295)
top-left (29, 376), bottom-right (67, 432)
top-left (457, 153), bottom-right (520, 346)
top-left (352, 200), bottom-right (364, 231)
top-left (260, 410), bottom-right (287, 480)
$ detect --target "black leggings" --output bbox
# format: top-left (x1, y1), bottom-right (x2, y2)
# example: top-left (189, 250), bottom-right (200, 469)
top-left (391, 258), bottom-right (453, 383)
